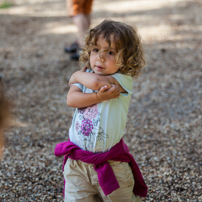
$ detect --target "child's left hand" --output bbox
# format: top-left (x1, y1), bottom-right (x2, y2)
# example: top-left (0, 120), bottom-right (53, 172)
top-left (96, 84), bottom-right (120, 101)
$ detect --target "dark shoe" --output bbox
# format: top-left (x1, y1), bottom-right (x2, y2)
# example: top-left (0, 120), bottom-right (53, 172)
top-left (71, 52), bottom-right (80, 61)
top-left (64, 42), bottom-right (79, 53)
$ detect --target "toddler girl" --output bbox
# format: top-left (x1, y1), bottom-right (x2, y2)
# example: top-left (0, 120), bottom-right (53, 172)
top-left (55, 20), bottom-right (147, 202)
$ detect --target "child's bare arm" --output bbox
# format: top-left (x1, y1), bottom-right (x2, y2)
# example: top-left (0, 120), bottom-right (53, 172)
top-left (96, 84), bottom-right (120, 102)
top-left (69, 67), bottom-right (126, 93)
top-left (67, 84), bottom-right (120, 108)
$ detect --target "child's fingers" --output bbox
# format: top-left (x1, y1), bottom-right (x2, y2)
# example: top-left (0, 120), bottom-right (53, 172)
top-left (99, 85), bottom-right (108, 93)
top-left (110, 84), bottom-right (120, 93)
top-left (106, 85), bottom-right (120, 98)
top-left (115, 89), bottom-right (120, 97)
top-left (80, 66), bottom-right (87, 72)
top-left (113, 85), bottom-right (120, 97)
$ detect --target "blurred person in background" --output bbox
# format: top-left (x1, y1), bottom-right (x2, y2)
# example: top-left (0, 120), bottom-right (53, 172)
top-left (64, 0), bottom-right (94, 61)
top-left (0, 77), bottom-right (12, 158)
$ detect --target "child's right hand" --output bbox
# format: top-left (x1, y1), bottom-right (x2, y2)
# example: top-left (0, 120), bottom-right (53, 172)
top-left (80, 66), bottom-right (87, 72)
top-left (96, 84), bottom-right (120, 101)
top-left (68, 67), bottom-right (87, 86)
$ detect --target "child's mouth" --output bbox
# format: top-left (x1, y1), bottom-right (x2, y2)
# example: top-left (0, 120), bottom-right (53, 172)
top-left (95, 66), bottom-right (104, 70)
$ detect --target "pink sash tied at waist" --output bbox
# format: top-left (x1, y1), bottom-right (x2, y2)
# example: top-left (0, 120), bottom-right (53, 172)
top-left (54, 139), bottom-right (147, 197)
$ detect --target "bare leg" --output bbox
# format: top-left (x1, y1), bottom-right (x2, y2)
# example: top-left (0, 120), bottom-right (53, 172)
top-left (73, 14), bottom-right (91, 47)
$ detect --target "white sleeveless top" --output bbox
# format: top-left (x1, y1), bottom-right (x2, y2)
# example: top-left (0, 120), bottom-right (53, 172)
top-left (69, 72), bottom-right (133, 153)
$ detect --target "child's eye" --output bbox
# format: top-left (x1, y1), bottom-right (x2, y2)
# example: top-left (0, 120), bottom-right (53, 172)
top-left (108, 51), bottom-right (115, 56)
top-left (92, 48), bottom-right (99, 52)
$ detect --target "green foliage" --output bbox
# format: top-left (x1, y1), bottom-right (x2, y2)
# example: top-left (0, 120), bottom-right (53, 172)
top-left (0, 2), bottom-right (13, 9)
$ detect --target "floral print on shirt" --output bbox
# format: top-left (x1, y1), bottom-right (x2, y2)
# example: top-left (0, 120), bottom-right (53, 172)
top-left (76, 104), bottom-right (108, 149)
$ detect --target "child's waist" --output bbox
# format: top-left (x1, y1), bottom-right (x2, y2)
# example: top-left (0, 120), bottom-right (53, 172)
top-left (68, 158), bottom-right (122, 165)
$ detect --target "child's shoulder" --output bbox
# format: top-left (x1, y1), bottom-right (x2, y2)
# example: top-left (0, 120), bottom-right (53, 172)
top-left (112, 72), bottom-right (132, 81)
top-left (112, 73), bottom-right (133, 94)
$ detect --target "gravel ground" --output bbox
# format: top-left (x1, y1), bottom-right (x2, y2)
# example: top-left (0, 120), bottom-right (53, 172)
top-left (0, 0), bottom-right (202, 201)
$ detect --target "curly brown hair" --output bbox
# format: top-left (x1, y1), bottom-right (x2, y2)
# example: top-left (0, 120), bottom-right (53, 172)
top-left (80, 20), bottom-right (145, 77)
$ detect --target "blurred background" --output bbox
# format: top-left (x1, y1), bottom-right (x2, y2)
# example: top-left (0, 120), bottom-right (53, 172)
top-left (0, 0), bottom-right (201, 201)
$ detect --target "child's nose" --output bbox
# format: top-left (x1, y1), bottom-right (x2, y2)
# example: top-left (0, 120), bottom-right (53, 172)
top-left (98, 52), bottom-right (105, 63)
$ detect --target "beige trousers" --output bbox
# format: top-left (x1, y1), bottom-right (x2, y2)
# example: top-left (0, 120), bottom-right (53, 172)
top-left (63, 159), bottom-right (143, 202)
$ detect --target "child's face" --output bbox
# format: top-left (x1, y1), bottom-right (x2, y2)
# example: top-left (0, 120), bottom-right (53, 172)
top-left (90, 34), bottom-right (119, 75)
